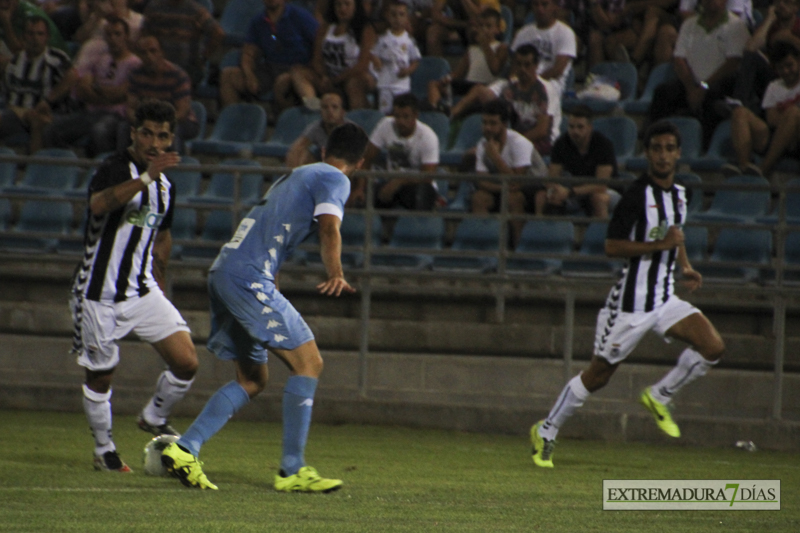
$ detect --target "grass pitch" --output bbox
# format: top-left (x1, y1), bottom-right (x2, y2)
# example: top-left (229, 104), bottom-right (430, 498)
top-left (0, 410), bottom-right (796, 532)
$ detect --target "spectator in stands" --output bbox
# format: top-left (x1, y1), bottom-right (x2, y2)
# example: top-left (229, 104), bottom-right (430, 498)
top-left (0, 0), bottom-right (67, 68)
top-left (426, 0), bottom-right (476, 57)
top-left (286, 91), bottom-right (353, 167)
top-left (511, 0), bottom-right (577, 95)
top-left (359, 92), bottom-right (440, 209)
top-left (290, 0), bottom-right (377, 110)
top-left (427, 7), bottom-right (508, 114)
top-left (721, 0), bottom-right (800, 118)
top-left (604, 0), bottom-right (680, 70)
top-left (726, 42), bottom-right (800, 178)
top-left (679, 0), bottom-right (753, 27)
top-left (648, 0), bottom-right (749, 146)
top-left (537, 104), bottom-right (620, 218)
top-left (452, 44), bottom-right (560, 155)
top-left (560, 0), bottom-right (628, 68)
top-left (44, 16), bottom-right (140, 156)
top-left (471, 99), bottom-right (547, 247)
top-left (119, 34), bottom-right (198, 152)
top-left (371, 0), bottom-right (421, 113)
top-left (73, 0), bottom-right (143, 69)
top-left (142, 0), bottom-right (224, 86)
top-left (0, 15), bottom-right (75, 152)
top-left (219, 0), bottom-right (318, 112)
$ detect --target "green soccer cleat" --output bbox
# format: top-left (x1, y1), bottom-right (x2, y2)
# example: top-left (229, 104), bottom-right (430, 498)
top-left (640, 388), bottom-right (681, 438)
top-left (161, 442), bottom-right (218, 490)
top-left (530, 420), bottom-right (555, 468)
top-left (274, 466), bottom-right (343, 493)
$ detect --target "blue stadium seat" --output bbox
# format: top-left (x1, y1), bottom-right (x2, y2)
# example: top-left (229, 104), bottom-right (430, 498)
top-left (592, 116), bottom-right (637, 167)
top-left (306, 213), bottom-right (382, 268)
top-left (419, 111), bottom-right (450, 151)
top-left (189, 159), bottom-right (265, 205)
top-left (688, 120), bottom-right (734, 171)
top-left (776, 231), bottom-right (800, 283)
top-left (698, 228), bottom-right (772, 282)
top-left (561, 222), bottom-right (622, 277)
top-left (0, 146), bottom-right (17, 190)
top-left (507, 220), bottom-right (574, 275)
top-left (189, 100), bottom-right (207, 141)
top-left (410, 56), bottom-right (451, 102)
top-left (432, 218), bottom-right (501, 272)
top-left (562, 62), bottom-right (638, 114)
top-left (372, 215), bottom-right (445, 269)
top-left (168, 208), bottom-right (198, 259)
top-left (623, 62), bottom-right (676, 114)
top-left (683, 225), bottom-right (708, 261)
top-left (166, 156), bottom-right (203, 202)
top-left (181, 210), bottom-right (234, 260)
top-left (692, 175), bottom-right (771, 223)
top-left (346, 108), bottom-right (384, 136)
top-left (219, 0), bottom-right (264, 46)
top-left (187, 103), bottom-right (267, 157)
top-left (440, 114), bottom-right (483, 166)
top-left (5, 149), bottom-right (81, 195)
top-left (252, 107), bottom-right (321, 158)
top-left (56, 209), bottom-right (88, 255)
top-left (757, 177), bottom-right (800, 224)
top-left (626, 117), bottom-right (703, 171)
top-left (0, 198), bottom-right (11, 230)
top-left (0, 200), bottom-right (73, 253)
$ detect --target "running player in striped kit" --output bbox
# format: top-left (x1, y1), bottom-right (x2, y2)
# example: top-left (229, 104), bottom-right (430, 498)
top-left (70, 100), bottom-right (198, 472)
top-left (531, 120), bottom-right (726, 467)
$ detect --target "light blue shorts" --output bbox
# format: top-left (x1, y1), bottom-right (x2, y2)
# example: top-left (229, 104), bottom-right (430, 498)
top-left (206, 269), bottom-right (315, 364)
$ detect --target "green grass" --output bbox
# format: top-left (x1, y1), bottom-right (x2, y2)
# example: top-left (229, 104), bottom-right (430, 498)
top-left (0, 410), bottom-right (796, 532)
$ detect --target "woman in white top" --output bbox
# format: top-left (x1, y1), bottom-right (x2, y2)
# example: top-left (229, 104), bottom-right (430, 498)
top-left (291, 0), bottom-right (377, 109)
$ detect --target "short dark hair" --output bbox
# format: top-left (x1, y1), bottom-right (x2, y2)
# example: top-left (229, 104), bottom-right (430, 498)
top-left (134, 99), bottom-right (177, 132)
top-left (325, 123), bottom-right (369, 164)
top-left (392, 92), bottom-right (419, 113)
top-left (643, 120), bottom-right (681, 149)
top-left (768, 40), bottom-right (800, 65)
top-left (568, 104), bottom-right (593, 121)
top-left (480, 7), bottom-right (502, 25)
top-left (514, 44), bottom-right (540, 64)
top-left (105, 15), bottom-right (130, 35)
top-left (482, 99), bottom-right (512, 124)
top-left (25, 15), bottom-right (50, 35)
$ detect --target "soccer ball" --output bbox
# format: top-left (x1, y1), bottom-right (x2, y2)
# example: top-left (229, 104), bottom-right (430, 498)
top-left (142, 434), bottom-right (179, 476)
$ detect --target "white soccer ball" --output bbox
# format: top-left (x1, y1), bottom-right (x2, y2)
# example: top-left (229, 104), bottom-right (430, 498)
top-left (142, 434), bottom-right (179, 476)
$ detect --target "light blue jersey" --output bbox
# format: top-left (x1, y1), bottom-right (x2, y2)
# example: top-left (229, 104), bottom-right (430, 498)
top-left (206, 162), bottom-right (351, 357)
top-left (211, 162), bottom-right (351, 278)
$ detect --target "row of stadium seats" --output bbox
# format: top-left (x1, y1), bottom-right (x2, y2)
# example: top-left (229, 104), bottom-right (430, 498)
top-left (0, 202), bottom-right (794, 284)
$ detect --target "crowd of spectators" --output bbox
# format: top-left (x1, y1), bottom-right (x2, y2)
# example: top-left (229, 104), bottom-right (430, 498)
top-left (2, 0), bottom-right (799, 223)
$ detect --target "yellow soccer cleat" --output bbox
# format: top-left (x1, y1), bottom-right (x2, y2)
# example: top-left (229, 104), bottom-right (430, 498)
top-left (161, 442), bottom-right (218, 490)
top-left (530, 420), bottom-right (555, 468)
top-left (274, 466), bottom-right (343, 493)
top-left (640, 388), bottom-right (681, 438)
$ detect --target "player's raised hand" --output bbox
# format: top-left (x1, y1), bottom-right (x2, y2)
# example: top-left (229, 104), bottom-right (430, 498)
top-left (147, 151), bottom-right (181, 177)
top-left (317, 276), bottom-right (356, 297)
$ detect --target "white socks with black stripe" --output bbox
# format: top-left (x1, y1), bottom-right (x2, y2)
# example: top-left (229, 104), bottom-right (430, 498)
top-left (141, 370), bottom-right (194, 426)
top-left (539, 373), bottom-right (591, 441)
top-left (650, 348), bottom-right (717, 405)
top-left (82, 384), bottom-right (114, 456)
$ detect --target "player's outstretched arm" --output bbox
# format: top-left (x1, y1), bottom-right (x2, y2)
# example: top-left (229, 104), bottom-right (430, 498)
top-left (676, 242), bottom-right (702, 293)
top-left (317, 214), bottom-right (356, 297)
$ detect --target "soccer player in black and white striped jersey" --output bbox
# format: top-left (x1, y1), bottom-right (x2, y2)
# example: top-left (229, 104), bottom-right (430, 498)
top-left (70, 100), bottom-right (198, 472)
top-left (530, 120), bottom-right (726, 468)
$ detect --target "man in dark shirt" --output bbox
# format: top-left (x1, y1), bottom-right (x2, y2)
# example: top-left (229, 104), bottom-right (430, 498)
top-left (536, 104), bottom-right (619, 217)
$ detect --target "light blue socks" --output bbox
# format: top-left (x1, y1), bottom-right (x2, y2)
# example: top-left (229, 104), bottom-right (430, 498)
top-left (280, 375), bottom-right (318, 475)
top-left (178, 381), bottom-right (249, 457)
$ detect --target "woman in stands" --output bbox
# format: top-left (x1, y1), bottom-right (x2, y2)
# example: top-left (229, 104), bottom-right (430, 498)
top-left (290, 0), bottom-right (377, 110)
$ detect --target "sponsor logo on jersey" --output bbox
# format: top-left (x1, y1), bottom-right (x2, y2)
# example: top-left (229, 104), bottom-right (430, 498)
top-left (125, 206), bottom-right (164, 229)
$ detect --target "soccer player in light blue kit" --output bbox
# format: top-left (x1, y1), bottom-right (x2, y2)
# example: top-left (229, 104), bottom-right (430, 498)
top-left (162, 123), bottom-right (370, 491)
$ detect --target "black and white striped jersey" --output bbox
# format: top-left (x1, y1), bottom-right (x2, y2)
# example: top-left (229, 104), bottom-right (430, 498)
top-left (604, 174), bottom-right (691, 313)
top-left (71, 150), bottom-right (175, 303)
top-left (3, 48), bottom-right (71, 110)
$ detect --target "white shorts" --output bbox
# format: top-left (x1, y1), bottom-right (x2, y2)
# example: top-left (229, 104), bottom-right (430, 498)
top-left (594, 297), bottom-right (699, 365)
top-left (72, 290), bottom-right (191, 371)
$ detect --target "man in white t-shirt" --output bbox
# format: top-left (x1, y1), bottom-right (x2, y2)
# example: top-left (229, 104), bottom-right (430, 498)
top-left (649, 0), bottom-right (749, 145)
top-left (360, 92), bottom-right (440, 209)
top-left (726, 42), bottom-right (800, 178)
top-left (471, 99), bottom-right (546, 247)
top-left (510, 0), bottom-right (577, 95)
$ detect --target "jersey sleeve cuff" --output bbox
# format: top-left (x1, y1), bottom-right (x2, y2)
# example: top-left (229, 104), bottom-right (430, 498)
top-left (313, 202), bottom-right (343, 221)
